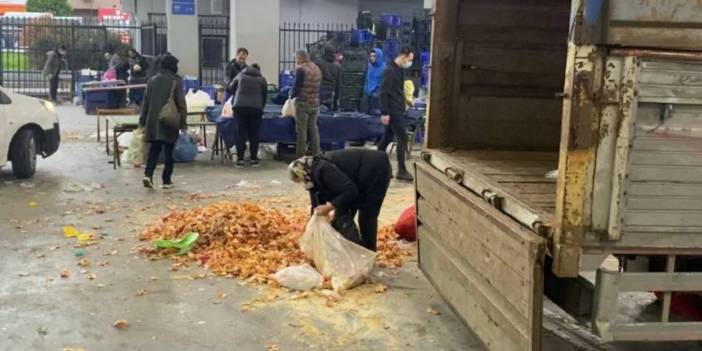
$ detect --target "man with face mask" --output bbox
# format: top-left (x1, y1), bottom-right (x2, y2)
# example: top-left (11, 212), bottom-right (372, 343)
top-left (378, 46), bottom-right (415, 181)
top-left (42, 45), bottom-right (67, 102)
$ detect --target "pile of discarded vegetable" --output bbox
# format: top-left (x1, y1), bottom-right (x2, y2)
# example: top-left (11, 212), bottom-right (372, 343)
top-left (139, 201), bottom-right (410, 286)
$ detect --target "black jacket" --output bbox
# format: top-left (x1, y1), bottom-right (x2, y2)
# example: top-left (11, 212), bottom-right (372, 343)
top-left (229, 66), bottom-right (268, 110)
top-left (129, 54), bottom-right (150, 81)
top-left (314, 55), bottom-right (341, 103)
top-left (225, 60), bottom-right (247, 90)
top-left (380, 60), bottom-right (405, 117)
top-left (310, 149), bottom-right (391, 211)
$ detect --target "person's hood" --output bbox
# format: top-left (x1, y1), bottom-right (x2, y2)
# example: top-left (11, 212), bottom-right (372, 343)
top-left (242, 66), bottom-right (261, 76)
top-left (371, 48), bottom-right (384, 67)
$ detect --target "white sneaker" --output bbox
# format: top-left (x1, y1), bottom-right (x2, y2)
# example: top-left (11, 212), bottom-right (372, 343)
top-left (160, 183), bottom-right (174, 189)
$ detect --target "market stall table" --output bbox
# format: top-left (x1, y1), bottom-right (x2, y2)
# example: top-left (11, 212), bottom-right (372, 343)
top-left (105, 114), bottom-right (216, 168)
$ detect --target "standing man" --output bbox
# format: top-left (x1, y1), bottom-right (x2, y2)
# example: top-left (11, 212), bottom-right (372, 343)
top-left (314, 46), bottom-right (340, 111)
top-left (225, 47), bottom-right (248, 100)
top-left (363, 48), bottom-right (385, 113)
top-left (377, 46), bottom-right (414, 181)
top-left (42, 45), bottom-right (67, 103)
top-left (291, 50), bottom-right (322, 157)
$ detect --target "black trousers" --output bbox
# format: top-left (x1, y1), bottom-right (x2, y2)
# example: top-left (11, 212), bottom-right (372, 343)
top-left (234, 106), bottom-right (263, 161)
top-left (49, 74), bottom-right (59, 101)
top-left (377, 114), bottom-right (407, 171)
top-left (331, 162), bottom-right (391, 251)
top-left (145, 141), bottom-right (175, 184)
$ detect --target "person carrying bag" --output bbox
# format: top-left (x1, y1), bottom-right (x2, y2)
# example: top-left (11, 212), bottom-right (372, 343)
top-left (139, 54), bottom-right (188, 190)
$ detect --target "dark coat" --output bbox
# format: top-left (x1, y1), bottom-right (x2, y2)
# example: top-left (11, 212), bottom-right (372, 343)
top-left (229, 66), bottom-right (268, 110)
top-left (225, 60), bottom-right (247, 91)
top-left (380, 60), bottom-right (406, 117)
top-left (129, 54), bottom-right (150, 81)
top-left (314, 55), bottom-right (341, 103)
top-left (42, 50), bottom-right (62, 77)
top-left (139, 70), bottom-right (188, 144)
top-left (309, 149), bottom-right (391, 211)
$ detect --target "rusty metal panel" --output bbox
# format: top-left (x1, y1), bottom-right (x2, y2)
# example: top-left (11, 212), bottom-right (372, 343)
top-left (583, 0), bottom-right (702, 50)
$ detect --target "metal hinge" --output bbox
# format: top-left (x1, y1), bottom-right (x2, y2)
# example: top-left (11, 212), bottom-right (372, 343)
top-left (444, 167), bottom-right (464, 183)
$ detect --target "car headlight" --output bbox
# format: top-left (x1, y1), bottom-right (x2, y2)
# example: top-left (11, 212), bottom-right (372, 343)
top-left (40, 100), bottom-right (55, 113)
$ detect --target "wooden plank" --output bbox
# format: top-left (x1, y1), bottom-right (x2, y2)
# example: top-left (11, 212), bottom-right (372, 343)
top-left (627, 196), bottom-right (702, 211)
top-left (611, 322), bottom-right (702, 342)
top-left (419, 226), bottom-right (539, 351)
top-left (583, 232), bottom-right (702, 253)
top-left (629, 165), bottom-right (702, 183)
top-left (417, 197), bottom-right (532, 318)
top-left (416, 163), bottom-right (535, 263)
top-left (633, 136), bottom-right (702, 153)
top-left (451, 150), bottom-right (559, 161)
top-left (638, 84), bottom-right (702, 101)
top-left (630, 151), bottom-right (702, 167)
top-left (425, 0), bottom-right (459, 149)
top-left (628, 182), bottom-right (702, 197)
top-left (623, 210), bottom-right (702, 227)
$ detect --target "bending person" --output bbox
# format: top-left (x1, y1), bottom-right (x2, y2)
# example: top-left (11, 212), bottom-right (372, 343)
top-left (288, 149), bottom-right (391, 251)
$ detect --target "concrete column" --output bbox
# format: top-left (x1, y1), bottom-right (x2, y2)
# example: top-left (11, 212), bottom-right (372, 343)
top-left (166, 0), bottom-right (200, 77)
top-left (230, 0), bottom-right (280, 85)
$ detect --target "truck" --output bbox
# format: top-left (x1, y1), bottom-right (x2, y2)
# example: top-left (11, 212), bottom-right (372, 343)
top-left (417, 1), bottom-right (702, 350)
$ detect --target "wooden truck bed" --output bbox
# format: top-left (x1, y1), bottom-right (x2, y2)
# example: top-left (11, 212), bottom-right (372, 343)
top-left (424, 149), bottom-right (559, 231)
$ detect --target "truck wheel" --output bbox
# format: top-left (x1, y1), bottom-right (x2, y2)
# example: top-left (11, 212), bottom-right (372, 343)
top-left (10, 128), bottom-right (37, 179)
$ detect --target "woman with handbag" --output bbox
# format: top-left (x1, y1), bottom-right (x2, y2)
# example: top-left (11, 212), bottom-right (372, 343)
top-left (138, 54), bottom-right (188, 189)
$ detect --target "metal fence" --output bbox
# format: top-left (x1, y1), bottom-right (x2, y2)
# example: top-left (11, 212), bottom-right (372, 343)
top-left (146, 13), bottom-right (229, 86)
top-left (199, 15), bottom-right (229, 86)
top-left (0, 16), bottom-right (140, 98)
top-left (279, 22), bottom-right (353, 74)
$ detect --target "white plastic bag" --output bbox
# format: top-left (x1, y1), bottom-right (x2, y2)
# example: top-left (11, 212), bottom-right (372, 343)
top-left (299, 215), bottom-right (377, 293)
top-left (282, 97), bottom-right (296, 118)
top-left (221, 96), bottom-right (234, 118)
top-left (127, 128), bottom-right (145, 166)
top-left (186, 89), bottom-right (214, 112)
top-left (272, 264), bottom-right (323, 291)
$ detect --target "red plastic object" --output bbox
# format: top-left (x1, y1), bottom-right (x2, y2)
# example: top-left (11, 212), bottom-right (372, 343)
top-left (394, 205), bottom-right (417, 242)
top-left (654, 292), bottom-right (702, 321)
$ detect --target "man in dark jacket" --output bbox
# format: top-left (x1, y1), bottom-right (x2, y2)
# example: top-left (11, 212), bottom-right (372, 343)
top-left (377, 46), bottom-right (415, 181)
top-left (289, 150), bottom-right (391, 251)
top-left (42, 45), bottom-right (67, 102)
top-left (225, 47), bottom-right (248, 97)
top-left (139, 54), bottom-right (187, 190)
top-left (127, 48), bottom-right (150, 105)
top-left (291, 50), bottom-right (322, 156)
top-left (228, 63), bottom-right (268, 167)
top-left (314, 46), bottom-right (340, 111)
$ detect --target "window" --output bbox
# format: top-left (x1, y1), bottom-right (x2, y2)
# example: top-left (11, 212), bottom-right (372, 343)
top-left (211, 0), bottom-right (223, 14)
top-left (0, 91), bottom-right (11, 104)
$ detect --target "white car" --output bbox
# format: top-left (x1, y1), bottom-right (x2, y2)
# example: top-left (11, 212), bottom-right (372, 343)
top-left (0, 87), bottom-right (60, 178)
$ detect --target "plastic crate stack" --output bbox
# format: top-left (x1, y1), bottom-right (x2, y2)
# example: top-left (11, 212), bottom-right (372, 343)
top-left (338, 47), bottom-right (368, 111)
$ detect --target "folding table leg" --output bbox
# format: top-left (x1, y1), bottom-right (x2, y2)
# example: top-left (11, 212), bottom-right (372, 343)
top-left (105, 118), bottom-right (110, 155)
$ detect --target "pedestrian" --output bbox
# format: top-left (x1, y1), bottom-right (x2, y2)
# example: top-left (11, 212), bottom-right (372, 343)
top-left (362, 48), bottom-right (385, 113)
top-left (127, 48), bottom-right (150, 105)
top-left (42, 45), bottom-right (67, 103)
top-left (288, 149), bottom-right (391, 251)
top-left (225, 47), bottom-right (248, 100)
top-left (105, 44), bottom-right (130, 107)
top-left (314, 46), bottom-right (340, 111)
top-left (377, 46), bottom-right (415, 181)
top-left (228, 63), bottom-right (268, 167)
top-left (290, 49), bottom-right (322, 157)
top-left (138, 54), bottom-right (188, 190)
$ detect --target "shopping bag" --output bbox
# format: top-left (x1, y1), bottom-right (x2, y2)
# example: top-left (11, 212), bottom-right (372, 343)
top-left (128, 128), bottom-right (145, 167)
top-left (221, 96), bottom-right (234, 118)
top-left (272, 264), bottom-right (323, 291)
top-left (173, 131), bottom-right (198, 162)
top-left (103, 68), bottom-right (116, 81)
top-left (299, 214), bottom-right (377, 293)
top-left (281, 97), bottom-right (296, 118)
top-left (159, 81), bottom-right (181, 129)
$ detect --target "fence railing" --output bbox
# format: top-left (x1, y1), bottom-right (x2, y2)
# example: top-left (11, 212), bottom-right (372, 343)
top-left (0, 16), bottom-right (139, 98)
top-left (278, 22), bottom-right (354, 74)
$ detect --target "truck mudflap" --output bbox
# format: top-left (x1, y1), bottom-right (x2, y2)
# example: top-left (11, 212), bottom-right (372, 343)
top-left (416, 161), bottom-right (546, 351)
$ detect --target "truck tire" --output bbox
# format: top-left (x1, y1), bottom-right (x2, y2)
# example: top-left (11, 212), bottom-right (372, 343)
top-left (10, 128), bottom-right (37, 179)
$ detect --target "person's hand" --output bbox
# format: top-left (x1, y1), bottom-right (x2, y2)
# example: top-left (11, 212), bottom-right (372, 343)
top-left (133, 64), bottom-right (141, 72)
top-left (381, 115), bottom-right (390, 125)
top-left (314, 202), bottom-right (335, 216)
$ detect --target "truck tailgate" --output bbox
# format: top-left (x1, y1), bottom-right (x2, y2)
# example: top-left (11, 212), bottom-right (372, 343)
top-left (416, 161), bottom-right (546, 351)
